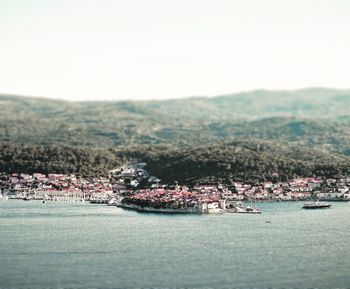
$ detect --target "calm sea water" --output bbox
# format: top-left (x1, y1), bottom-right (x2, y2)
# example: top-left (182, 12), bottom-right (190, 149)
top-left (0, 200), bottom-right (349, 289)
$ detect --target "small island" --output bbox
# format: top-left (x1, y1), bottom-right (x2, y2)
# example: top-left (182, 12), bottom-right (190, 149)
top-left (118, 189), bottom-right (235, 214)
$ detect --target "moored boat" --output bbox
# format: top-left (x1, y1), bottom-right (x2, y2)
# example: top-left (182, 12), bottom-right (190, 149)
top-left (107, 197), bottom-right (118, 206)
top-left (89, 198), bottom-right (108, 204)
top-left (0, 190), bottom-right (9, 200)
top-left (235, 206), bottom-right (262, 214)
top-left (225, 201), bottom-right (262, 214)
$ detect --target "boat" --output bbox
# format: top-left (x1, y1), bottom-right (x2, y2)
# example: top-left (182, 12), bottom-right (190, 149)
top-left (245, 205), bottom-right (262, 214)
top-left (89, 198), bottom-right (108, 204)
top-left (107, 198), bottom-right (117, 206)
top-left (235, 205), bottom-right (262, 214)
top-left (226, 200), bottom-right (262, 214)
top-left (302, 201), bottom-right (331, 209)
top-left (0, 191), bottom-right (7, 200)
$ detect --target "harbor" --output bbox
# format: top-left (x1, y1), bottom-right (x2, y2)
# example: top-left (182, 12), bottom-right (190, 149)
top-left (1, 162), bottom-right (350, 215)
top-left (1, 199), bottom-right (349, 289)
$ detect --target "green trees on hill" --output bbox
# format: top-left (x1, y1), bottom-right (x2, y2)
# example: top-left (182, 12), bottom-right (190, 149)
top-left (1, 141), bottom-right (349, 184)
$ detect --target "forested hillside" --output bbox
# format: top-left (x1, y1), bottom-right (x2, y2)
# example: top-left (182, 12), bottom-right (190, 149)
top-left (1, 88), bottom-right (350, 183)
top-left (1, 141), bottom-right (349, 184)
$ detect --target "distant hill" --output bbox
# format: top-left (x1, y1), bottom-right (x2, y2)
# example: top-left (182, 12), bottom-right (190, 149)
top-left (1, 88), bottom-right (350, 149)
top-left (2, 87), bottom-right (350, 121)
top-left (139, 87), bottom-right (350, 120)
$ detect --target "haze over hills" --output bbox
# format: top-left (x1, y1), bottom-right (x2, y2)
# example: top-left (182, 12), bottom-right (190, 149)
top-left (1, 88), bottom-right (350, 148)
top-left (1, 88), bottom-right (350, 183)
top-left (2, 87), bottom-right (350, 120)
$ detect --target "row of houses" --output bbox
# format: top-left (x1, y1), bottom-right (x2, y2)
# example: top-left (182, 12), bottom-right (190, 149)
top-left (193, 177), bottom-right (350, 201)
top-left (0, 172), bottom-right (113, 199)
top-left (1, 168), bottom-right (350, 201)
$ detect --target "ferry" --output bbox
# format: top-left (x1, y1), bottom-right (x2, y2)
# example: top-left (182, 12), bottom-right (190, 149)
top-left (303, 201), bottom-right (331, 209)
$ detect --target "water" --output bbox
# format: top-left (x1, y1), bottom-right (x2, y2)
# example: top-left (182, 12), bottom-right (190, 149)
top-left (0, 200), bottom-right (349, 289)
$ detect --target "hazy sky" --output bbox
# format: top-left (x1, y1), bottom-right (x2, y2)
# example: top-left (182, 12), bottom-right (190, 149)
top-left (0, 0), bottom-right (349, 100)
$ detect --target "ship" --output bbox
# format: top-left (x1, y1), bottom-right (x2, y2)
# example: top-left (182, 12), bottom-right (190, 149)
top-left (302, 201), bottom-right (331, 209)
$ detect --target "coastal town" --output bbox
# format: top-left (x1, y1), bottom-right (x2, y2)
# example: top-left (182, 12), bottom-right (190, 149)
top-left (1, 162), bottom-right (350, 213)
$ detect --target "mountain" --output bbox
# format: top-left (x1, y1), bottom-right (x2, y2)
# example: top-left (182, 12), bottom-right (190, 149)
top-left (139, 87), bottom-right (350, 120)
top-left (1, 88), bottom-right (350, 149)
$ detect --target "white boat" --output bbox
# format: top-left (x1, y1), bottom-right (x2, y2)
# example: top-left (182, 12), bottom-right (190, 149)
top-left (303, 201), bottom-right (331, 209)
top-left (89, 198), bottom-right (108, 204)
top-left (226, 200), bottom-right (262, 214)
top-left (235, 206), bottom-right (262, 214)
top-left (0, 193), bottom-right (7, 200)
top-left (107, 198), bottom-right (117, 206)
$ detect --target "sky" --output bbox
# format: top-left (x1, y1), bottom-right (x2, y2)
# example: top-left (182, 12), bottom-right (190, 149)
top-left (0, 0), bottom-right (349, 101)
